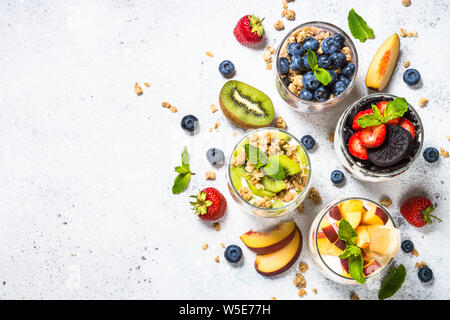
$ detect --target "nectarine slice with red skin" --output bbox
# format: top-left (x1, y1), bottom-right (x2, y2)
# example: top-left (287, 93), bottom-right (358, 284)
top-left (240, 221), bottom-right (296, 254)
top-left (361, 207), bottom-right (388, 225)
top-left (329, 206), bottom-right (342, 221)
top-left (326, 241), bottom-right (344, 257)
top-left (255, 229), bottom-right (302, 276)
top-left (316, 232), bottom-right (330, 255)
top-left (334, 239), bottom-right (347, 251)
top-left (363, 260), bottom-right (381, 277)
top-left (339, 199), bottom-right (364, 214)
top-left (341, 211), bottom-right (362, 230)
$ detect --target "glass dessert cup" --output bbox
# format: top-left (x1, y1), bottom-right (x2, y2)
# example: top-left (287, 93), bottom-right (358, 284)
top-left (275, 21), bottom-right (358, 113)
top-left (334, 93), bottom-right (424, 183)
top-left (309, 197), bottom-right (400, 285)
top-left (226, 128), bottom-right (311, 218)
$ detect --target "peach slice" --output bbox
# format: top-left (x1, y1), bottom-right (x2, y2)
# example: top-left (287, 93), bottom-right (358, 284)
top-left (329, 206), bottom-right (343, 221)
top-left (240, 221), bottom-right (296, 254)
top-left (255, 229), bottom-right (302, 276)
top-left (316, 232), bottom-right (330, 255)
top-left (320, 218), bottom-right (339, 243)
top-left (355, 226), bottom-right (371, 248)
top-left (365, 33), bottom-right (400, 91)
top-left (361, 206), bottom-right (389, 225)
top-left (363, 260), bottom-right (382, 277)
top-left (339, 199), bottom-right (364, 215)
top-left (367, 226), bottom-right (400, 257)
top-left (326, 240), bottom-right (345, 257)
top-left (341, 211), bottom-right (362, 229)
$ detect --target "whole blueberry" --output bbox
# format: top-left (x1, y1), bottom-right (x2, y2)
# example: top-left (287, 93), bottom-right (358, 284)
top-left (341, 63), bottom-right (356, 78)
top-left (423, 147), bottom-right (439, 163)
top-left (327, 70), bottom-right (338, 85)
top-left (339, 75), bottom-right (351, 86)
top-left (224, 245), bottom-right (243, 263)
top-left (418, 266), bottom-right (433, 283)
top-left (302, 51), bottom-right (316, 70)
top-left (181, 115), bottom-right (199, 134)
top-left (330, 170), bottom-right (344, 184)
top-left (321, 37), bottom-right (340, 55)
top-left (300, 88), bottom-right (314, 101)
top-left (403, 68), bottom-right (421, 85)
top-left (302, 37), bottom-right (319, 51)
top-left (331, 80), bottom-right (347, 96)
top-left (206, 148), bottom-right (224, 166)
top-left (314, 86), bottom-right (330, 102)
top-left (278, 57), bottom-right (290, 75)
top-left (302, 71), bottom-right (320, 90)
top-left (317, 55), bottom-right (331, 68)
top-left (287, 43), bottom-right (303, 56)
top-left (289, 55), bottom-right (303, 71)
top-left (330, 52), bottom-right (347, 68)
top-left (332, 33), bottom-right (345, 47)
top-left (218, 60), bottom-right (235, 77)
top-left (401, 240), bottom-right (414, 253)
top-left (301, 135), bottom-right (315, 150)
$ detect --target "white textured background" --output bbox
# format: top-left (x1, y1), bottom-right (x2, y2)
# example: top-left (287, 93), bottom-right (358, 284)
top-left (0, 0), bottom-right (449, 300)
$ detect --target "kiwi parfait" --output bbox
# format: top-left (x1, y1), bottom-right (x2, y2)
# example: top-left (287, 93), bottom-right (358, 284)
top-left (227, 128), bottom-right (311, 217)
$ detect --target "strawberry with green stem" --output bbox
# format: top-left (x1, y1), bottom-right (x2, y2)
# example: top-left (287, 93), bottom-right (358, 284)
top-left (400, 195), bottom-right (441, 228)
top-left (190, 187), bottom-right (227, 221)
top-left (233, 15), bottom-right (265, 45)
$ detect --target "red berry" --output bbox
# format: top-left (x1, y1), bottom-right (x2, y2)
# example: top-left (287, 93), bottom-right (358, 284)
top-left (190, 187), bottom-right (227, 221)
top-left (398, 117), bottom-right (415, 139)
top-left (400, 196), bottom-right (441, 228)
top-left (376, 101), bottom-right (400, 125)
top-left (352, 109), bottom-right (373, 131)
top-left (359, 124), bottom-right (386, 148)
top-left (233, 15), bottom-right (265, 45)
top-left (348, 132), bottom-right (368, 160)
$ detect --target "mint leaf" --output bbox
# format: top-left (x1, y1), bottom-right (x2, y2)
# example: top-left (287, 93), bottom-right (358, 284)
top-left (307, 49), bottom-right (318, 69)
top-left (263, 157), bottom-right (285, 180)
top-left (306, 49), bottom-right (331, 85)
top-left (175, 166), bottom-right (190, 174)
top-left (338, 219), bottom-right (358, 245)
top-left (384, 98), bottom-right (409, 122)
top-left (181, 147), bottom-right (190, 169)
top-left (378, 264), bottom-right (406, 300)
top-left (348, 254), bottom-right (366, 284)
top-left (339, 244), bottom-right (361, 260)
top-left (348, 9), bottom-right (374, 43)
top-left (172, 173), bottom-right (191, 194)
top-left (338, 219), bottom-right (365, 284)
top-left (244, 144), bottom-right (269, 169)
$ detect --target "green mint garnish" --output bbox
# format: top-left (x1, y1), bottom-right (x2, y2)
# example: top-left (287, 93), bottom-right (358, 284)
top-left (172, 147), bottom-right (195, 194)
top-left (338, 219), bottom-right (365, 284)
top-left (244, 144), bottom-right (269, 169)
top-left (337, 219), bottom-right (358, 245)
top-left (263, 157), bottom-right (285, 180)
top-left (356, 97), bottom-right (409, 128)
top-left (378, 264), bottom-right (407, 300)
top-left (307, 49), bottom-right (332, 86)
top-left (347, 9), bottom-right (374, 42)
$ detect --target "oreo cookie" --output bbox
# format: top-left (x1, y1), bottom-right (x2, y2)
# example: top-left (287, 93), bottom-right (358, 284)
top-left (368, 125), bottom-right (413, 167)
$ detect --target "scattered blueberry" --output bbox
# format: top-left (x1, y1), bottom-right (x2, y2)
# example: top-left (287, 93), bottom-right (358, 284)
top-left (401, 240), bottom-right (414, 253)
top-left (332, 33), bottom-right (345, 47)
top-left (303, 37), bottom-right (319, 51)
top-left (317, 55), bottom-right (331, 68)
top-left (206, 148), bottom-right (225, 166)
top-left (181, 115), bottom-right (199, 134)
top-left (321, 38), bottom-right (340, 55)
top-left (287, 43), bottom-right (303, 56)
top-left (330, 170), bottom-right (344, 184)
top-left (341, 63), bottom-right (356, 77)
top-left (423, 147), bottom-right (439, 163)
top-left (330, 52), bottom-right (346, 68)
top-left (301, 135), bottom-right (315, 150)
top-left (339, 75), bottom-right (351, 86)
top-left (327, 70), bottom-right (338, 86)
top-left (289, 55), bottom-right (303, 71)
top-left (224, 245), bottom-right (243, 263)
top-left (331, 80), bottom-right (347, 96)
top-left (218, 60), bottom-right (235, 77)
top-left (300, 88), bottom-right (314, 101)
top-left (403, 68), bottom-right (421, 85)
top-left (314, 86), bottom-right (330, 102)
top-left (278, 57), bottom-right (290, 75)
top-left (418, 266), bottom-right (433, 283)
top-left (302, 71), bottom-right (320, 90)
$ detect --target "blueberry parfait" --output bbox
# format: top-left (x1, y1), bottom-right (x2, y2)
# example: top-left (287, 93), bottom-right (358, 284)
top-left (277, 25), bottom-right (357, 103)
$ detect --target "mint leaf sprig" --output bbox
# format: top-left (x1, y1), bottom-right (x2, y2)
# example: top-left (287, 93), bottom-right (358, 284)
top-left (378, 264), bottom-right (407, 300)
top-left (338, 219), bottom-right (366, 284)
top-left (172, 147), bottom-right (195, 194)
top-left (306, 49), bottom-right (332, 86)
top-left (348, 8), bottom-right (374, 43)
top-left (356, 97), bottom-right (409, 128)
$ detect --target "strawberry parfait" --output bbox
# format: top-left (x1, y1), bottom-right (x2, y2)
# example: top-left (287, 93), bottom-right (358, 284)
top-left (309, 198), bottom-right (400, 285)
top-left (334, 93), bottom-right (423, 182)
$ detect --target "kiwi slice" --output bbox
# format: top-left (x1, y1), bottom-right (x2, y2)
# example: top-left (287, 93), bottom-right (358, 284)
top-left (230, 167), bottom-right (244, 191)
top-left (278, 155), bottom-right (301, 175)
top-left (271, 199), bottom-right (285, 209)
top-left (297, 147), bottom-right (309, 175)
top-left (261, 176), bottom-right (286, 193)
top-left (219, 80), bottom-right (275, 129)
top-left (247, 181), bottom-right (275, 199)
top-left (272, 131), bottom-right (291, 141)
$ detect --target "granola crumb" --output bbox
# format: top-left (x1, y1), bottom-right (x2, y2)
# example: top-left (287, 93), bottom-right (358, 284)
top-left (298, 288), bottom-right (307, 298)
top-left (267, 46), bottom-right (276, 55)
top-left (134, 83), bottom-right (143, 96)
top-left (281, 9), bottom-right (296, 20)
top-left (210, 104), bottom-right (218, 113)
top-left (446, 136), bottom-right (450, 141)
top-left (214, 122), bottom-right (220, 130)
top-left (266, 63), bottom-right (272, 70)
top-left (399, 28), bottom-right (408, 37)
top-left (209, 128), bottom-right (213, 133)
top-left (299, 262), bottom-right (309, 273)
top-left (212, 222), bottom-right (221, 231)
top-left (202, 243), bottom-right (209, 250)
top-left (275, 116), bottom-right (287, 129)
top-left (351, 292), bottom-right (360, 300)
top-left (161, 101), bottom-right (170, 108)
top-left (274, 20), bottom-right (285, 31)
top-left (418, 97), bottom-right (429, 107)
top-left (411, 248), bottom-right (419, 257)
top-left (403, 61), bottom-right (411, 68)
top-left (401, 0), bottom-right (411, 6)
top-left (297, 203), bottom-right (304, 214)
top-left (220, 242), bottom-right (225, 248)
top-left (293, 273), bottom-right (306, 288)
top-left (144, 82), bottom-right (150, 87)
top-left (205, 51), bottom-right (214, 57)
top-left (440, 148), bottom-right (449, 158)
top-left (308, 187), bottom-right (322, 203)
top-left (328, 132), bottom-right (335, 142)
top-left (420, 261), bottom-right (428, 267)
top-left (232, 131), bottom-right (237, 136)
top-left (412, 31), bottom-right (418, 37)
top-left (206, 171), bottom-right (216, 180)
top-left (239, 186), bottom-right (252, 201)
top-left (271, 297), bottom-right (277, 300)
top-left (380, 197), bottom-right (392, 208)
top-left (415, 262), bottom-right (421, 269)
top-left (312, 288), bottom-right (318, 294)
top-left (169, 106), bottom-right (178, 113)
top-left (214, 256), bottom-right (220, 263)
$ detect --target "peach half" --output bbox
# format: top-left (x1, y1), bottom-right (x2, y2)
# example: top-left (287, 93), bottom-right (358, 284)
top-left (361, 206), bottom-right (389, 225)
top-left (320, 217), bottom-right (339, 243)
top-left (240, 221), bottom-right (296, 254)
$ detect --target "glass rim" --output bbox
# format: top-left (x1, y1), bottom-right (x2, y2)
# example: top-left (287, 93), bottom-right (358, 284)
top-left (226, 127), bottom-right (312, 212)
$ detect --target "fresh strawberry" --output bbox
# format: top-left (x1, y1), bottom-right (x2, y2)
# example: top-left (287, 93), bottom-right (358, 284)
top-left (359, 124), bottom-right (386, 148)
top-left (398, 117), bottom-right (415, 139)
top-left (348, 132), bottom-right (368, 160)
top-left (376, 101), bottom-right (400, 125)
top-left (190, 187), bottom-right (227, 221)
top-left (352, 109), bottom-right (373, 131)
top-left (400, 195), bottom-right (441, 228)
top-left (233, 15), bottom-right (265, 45)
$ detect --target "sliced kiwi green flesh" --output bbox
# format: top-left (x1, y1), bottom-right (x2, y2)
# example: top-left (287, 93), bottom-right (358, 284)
top-left (229, 167), bottom-right (244, 191)
top-left (271, 199), bottom-right (285, 209)
top-left (247, 181), bottom-right (275, 199)
top-left (297, 148), bottom-right (309, 175)
top-left (219, 80), bottom-right (275, 129)
top-left (278, 155), bottom-right (301, 175)
top-left (261, 176), bottom-right (286, 193)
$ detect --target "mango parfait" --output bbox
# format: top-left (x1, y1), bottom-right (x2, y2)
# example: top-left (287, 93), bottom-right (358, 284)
top-left (227, 128), bottom-right (311, 217)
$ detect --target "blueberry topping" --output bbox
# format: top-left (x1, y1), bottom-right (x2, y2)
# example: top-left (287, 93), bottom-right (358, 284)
top-left (330, 52), bottom-right (347, 68)
top-left (327, 70), bottom-right (338, 85)
top-left (287, 43), bottom-right (303, 56)
top-left (401, 240), bottom-right (414, 253)
top-left (206, 148), bottom-right (224, 166)
top-left (303, 37), bottom-right (319, 51)
top-left (302, 52), bottom-right (316, 70)
top-left (341, 63), bottom-right (356, 77)
top-left (403, 68), bottom-right (421, 85)
top-left (332, 33), bottom-right (345, 46)
top-left (314, 86), bottom-right (330, 102)
top-left (331, 80), bottom-right (347, 96)
top-left (300, 88), bottom-right (313, 101)
top-left (302, 71), bottom-right (320, 90)
top-left (278, 57), bottom-right (290, 75)
top-left (289, 55), bottom-right (303, 71)
top-left (423, 147), bottom-right (439, 163)
top-left (321, 38), bottom-right (340, 55)
top-left (418, 266), bottom-right (433, 283)
top-left (224, 245), bottom-right (243, 263)
top-left (181, 115), bottom-right (199, 134)
top-left (218, 60), bottom-right (235, 77)
top-left (339, 75), bottom-right (351, 86)
top-left (301, 135), bottom-right (315, 150)
top-left (317, 55), bottom-right (331, 68)
top-left (330, 170), bottom-right (344, 184)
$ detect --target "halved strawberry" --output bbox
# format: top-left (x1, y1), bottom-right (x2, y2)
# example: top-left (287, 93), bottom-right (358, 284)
top-left (376, 101), bottom-right (400, 125)
top-left (398, 118), bottom-right (415, 139)
top-left (359, 124), bottom-right (386, 148)
top-left (352, 109), bottom-right (373, 131)
top-left (348, 132), bottom-right (368, 160)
